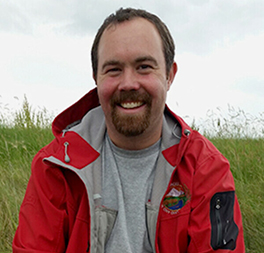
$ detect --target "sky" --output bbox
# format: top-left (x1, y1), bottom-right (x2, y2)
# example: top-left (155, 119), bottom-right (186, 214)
top-left (0, 0), bottom-right (263, 125)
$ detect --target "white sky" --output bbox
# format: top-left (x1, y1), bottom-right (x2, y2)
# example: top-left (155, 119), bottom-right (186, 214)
top-left (0, 0), bottom-right (263, 124)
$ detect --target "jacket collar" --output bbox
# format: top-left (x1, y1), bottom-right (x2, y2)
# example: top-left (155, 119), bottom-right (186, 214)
top-left (50, 88), bottom-right (193, 169)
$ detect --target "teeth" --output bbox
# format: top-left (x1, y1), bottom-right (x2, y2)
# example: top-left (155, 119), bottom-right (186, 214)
top-left (120, 101), bottom-right (143, 109)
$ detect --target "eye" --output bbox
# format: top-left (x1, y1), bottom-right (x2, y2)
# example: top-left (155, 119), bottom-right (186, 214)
top-left (107, 67), bottom-right (121, 73)
top-left (137, 64), bottom-right (153, 74)
top-left (105, 67), bottom-right (122, 76)
top-left (139, 64), bottom-right (152, 70)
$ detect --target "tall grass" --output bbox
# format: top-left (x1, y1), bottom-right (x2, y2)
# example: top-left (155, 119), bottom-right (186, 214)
top-left (0, 96), bottom-right (54, 251)
top-left (0, 97), bottom-right (263, 252)
top-left (189, 105), bottom-right (264, 139)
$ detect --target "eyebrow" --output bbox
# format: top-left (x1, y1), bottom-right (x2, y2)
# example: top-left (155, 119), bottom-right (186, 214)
top-left (135, 56), bottom-right (158, 66)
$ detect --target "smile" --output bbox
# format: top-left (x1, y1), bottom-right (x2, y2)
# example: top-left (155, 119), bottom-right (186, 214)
top-left (120, 101), bottom-right (144, 109)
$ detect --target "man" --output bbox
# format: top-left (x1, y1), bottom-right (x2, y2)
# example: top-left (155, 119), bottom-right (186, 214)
top-left (13, 8), bottom-right (245, 253)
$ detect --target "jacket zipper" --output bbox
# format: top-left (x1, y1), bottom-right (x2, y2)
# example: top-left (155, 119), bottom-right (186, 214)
top-left (215, 197), bottom-right (223, 248)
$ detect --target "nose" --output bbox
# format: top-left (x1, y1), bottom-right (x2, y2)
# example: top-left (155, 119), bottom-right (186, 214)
top-left (118, 68), bottom-right (140, 91)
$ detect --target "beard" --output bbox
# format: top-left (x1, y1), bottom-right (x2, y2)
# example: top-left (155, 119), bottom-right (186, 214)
top-left (110, 91), bottom-right (152, 137)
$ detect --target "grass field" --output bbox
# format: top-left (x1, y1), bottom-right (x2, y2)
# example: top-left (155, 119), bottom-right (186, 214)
top-left (0, 98), bottom-right (263, 252)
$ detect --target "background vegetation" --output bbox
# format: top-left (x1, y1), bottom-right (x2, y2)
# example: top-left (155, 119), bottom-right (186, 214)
top-left (0, 97), bottom-right (263, 252)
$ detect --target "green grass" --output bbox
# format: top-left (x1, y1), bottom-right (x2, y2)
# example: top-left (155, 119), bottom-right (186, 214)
top-left (0, 97), bottom-right (263, 252)
top-left (0, 97), bottom-right (54, 251)
top-left (0, 126), bottom-right (53, 250)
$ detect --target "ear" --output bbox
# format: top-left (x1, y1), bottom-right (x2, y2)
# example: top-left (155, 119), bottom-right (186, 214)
top-left (166, 62), bottom-right (177, 91)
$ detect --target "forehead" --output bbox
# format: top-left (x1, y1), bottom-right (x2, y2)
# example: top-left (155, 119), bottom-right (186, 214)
top-left (97, 18), bottom-right (164, 64)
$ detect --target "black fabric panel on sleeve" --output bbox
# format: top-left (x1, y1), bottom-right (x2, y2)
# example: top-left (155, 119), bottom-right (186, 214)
top-left (210, 191), bottom-right (239, 250)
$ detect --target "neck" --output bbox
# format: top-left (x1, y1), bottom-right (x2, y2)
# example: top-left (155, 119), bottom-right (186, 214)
top-left (106, 124), bottom-right (162, 150)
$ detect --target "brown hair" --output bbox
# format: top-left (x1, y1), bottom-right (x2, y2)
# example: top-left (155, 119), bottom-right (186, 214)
top-left (91, 7), bottom-right (175, 79)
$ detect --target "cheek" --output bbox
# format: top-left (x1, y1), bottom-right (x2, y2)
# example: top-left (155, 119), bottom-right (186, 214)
top-left (145, 78), bottom-right (168, 101)
top-left (97, 81), bottom-right (115, 107)
top-left (149, 83), bottom-right (168, 110)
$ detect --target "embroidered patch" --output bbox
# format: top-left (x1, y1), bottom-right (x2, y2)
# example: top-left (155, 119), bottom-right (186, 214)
top-left (162, 182), bottom-right (190, 214)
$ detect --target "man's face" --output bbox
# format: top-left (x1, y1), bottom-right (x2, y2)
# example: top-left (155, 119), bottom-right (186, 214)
top-left (95, 18), bottom-right (176, 141)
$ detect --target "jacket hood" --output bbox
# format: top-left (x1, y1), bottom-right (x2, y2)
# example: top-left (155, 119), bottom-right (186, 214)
top-left (52, 88), bottom-right (100, 137)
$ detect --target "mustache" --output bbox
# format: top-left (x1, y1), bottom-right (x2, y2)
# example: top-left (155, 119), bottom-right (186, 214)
top-left (110, 91), bottom-right (152, 106)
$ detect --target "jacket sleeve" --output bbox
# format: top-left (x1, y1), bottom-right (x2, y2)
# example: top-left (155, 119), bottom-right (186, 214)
top-left (13, 149), bottom-right (69, 253)
top-left (187, 135), bottom-right (245, 252)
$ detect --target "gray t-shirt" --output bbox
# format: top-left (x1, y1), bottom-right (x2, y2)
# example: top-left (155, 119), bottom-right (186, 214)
top-left (102, 134), bottom-right (161, 253)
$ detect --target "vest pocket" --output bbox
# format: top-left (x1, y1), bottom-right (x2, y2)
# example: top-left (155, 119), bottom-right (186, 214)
top-left (146, 203), bottom-right (159, 253)
top-left (94, 206), bottom-right (118, 252)
top-left (210, 191), bottom-right (239, 250)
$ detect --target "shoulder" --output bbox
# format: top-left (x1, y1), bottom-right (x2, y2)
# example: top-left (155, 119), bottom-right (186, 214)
top-left (185, 130), bottom-right (228, 168)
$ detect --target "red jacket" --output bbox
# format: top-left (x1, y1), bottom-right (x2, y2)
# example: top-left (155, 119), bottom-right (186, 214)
top-left (13, 88), bottom-right (245, 252)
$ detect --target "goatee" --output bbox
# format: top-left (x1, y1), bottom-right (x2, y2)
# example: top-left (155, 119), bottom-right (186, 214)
top-left (110, 91), bottom-right (152, 136)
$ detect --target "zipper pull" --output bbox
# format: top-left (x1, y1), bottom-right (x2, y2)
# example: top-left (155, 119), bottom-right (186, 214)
top-left (215, 198), bottom-right (221, 210)
top-left (64, 142), bottom-right (70, 163)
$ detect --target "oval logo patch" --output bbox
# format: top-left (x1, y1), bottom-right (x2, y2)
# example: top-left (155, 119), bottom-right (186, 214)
top-left (162, 182), bottom-right (190, 214)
